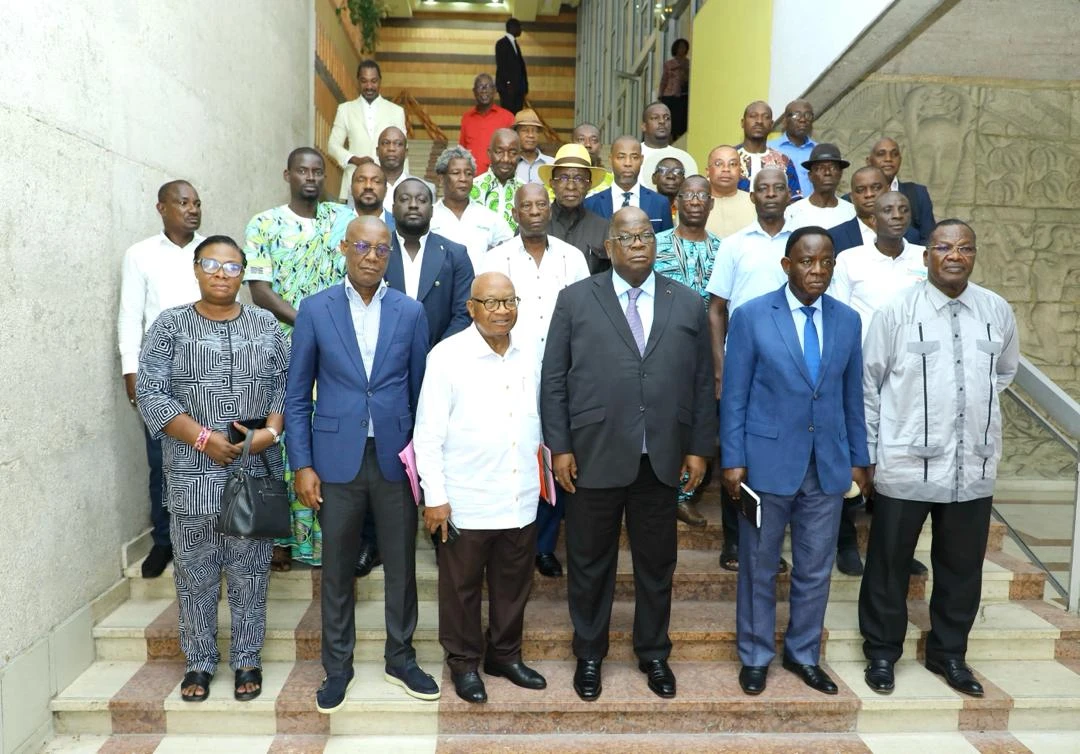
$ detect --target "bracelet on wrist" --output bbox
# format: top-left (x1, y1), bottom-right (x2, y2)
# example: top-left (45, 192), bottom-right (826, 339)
top-left (194, 426), bottom-right (211, 452)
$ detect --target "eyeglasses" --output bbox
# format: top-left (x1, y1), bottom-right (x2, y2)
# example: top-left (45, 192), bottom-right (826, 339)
top-left (346, 241), bottom-right (392, 258)
top-left (470, 297), bottom-right (521, 311)
top-left (552, 174), bottom-right (590, 185)
top-left (787, 111), bottom-right (814, 121)
top-left (676, 191), bottom-right (710, 202)
top-left (610, 231), bottom-right (656, 247)
top-left (654, 167), bottom-right (685, 176)
top-left (928, 243), bottom-right (976, 257)
top-left (196, 258), bottom-right (244, 277)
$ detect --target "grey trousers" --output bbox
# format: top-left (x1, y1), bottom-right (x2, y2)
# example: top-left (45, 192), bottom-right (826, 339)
top-left (318, 441), bottom-right (418, 677)
top-left (170, 513), bottom-right (273, 674)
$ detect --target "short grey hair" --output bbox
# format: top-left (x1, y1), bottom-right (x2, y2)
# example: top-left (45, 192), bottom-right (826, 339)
top-left (435, 145), bottom-right (477, 176)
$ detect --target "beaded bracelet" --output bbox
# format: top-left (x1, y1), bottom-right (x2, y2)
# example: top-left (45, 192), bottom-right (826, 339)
top-left (194, 426), bottom-right (211, 452)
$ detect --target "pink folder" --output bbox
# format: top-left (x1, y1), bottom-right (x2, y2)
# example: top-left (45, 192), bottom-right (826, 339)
top-left (398, 441), bottom-right (421, 505)
top-left (538, 444), bottom-right (556, 505)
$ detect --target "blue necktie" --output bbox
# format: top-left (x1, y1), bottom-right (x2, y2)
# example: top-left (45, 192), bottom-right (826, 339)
top-left (622, 191), bottom-right (632, 207)
top-left (800, 306), bottom-right (820, 383)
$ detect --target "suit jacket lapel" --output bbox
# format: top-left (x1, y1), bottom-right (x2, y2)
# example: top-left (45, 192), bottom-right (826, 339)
top-left (770, 290), bottom-right (814, 388)
top-left (642, 276), bottom-right (673, 359)
top-left (327, 287), bottom-right (369, 384)
top-left (385, 238), bottom-right (405, 292)
top-left (593, 273), bottom-right (641, 358)
top-left (816, 296), bottom-right (837, 388)
top-left (369, 292), bottom-right (401, 384)
top-left (416, 236), bottom-right (443, 301)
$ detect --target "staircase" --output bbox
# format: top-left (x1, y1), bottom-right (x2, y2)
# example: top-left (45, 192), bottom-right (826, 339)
top-left (44, 482), bottom-right (1080, 752)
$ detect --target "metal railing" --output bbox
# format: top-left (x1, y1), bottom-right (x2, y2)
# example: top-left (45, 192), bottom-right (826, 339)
top-left (1001, 355), bottom-right (1080, 613)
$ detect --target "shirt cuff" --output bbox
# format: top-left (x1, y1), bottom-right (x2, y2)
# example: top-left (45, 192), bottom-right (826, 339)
top-left (120, 353), bottom-right (139, 375)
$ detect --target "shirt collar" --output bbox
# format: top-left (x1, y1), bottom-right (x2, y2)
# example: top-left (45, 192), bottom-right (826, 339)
top-left (747, 221), bottom-right (792, 240)
top-left (890, 176), bottom-right (900, 191)
top-left (395, 232), bottom-right (430, 253)
top-left (613, 182), bottom-right (640, 199)
top-left (925, 280), bottom-right (974, 311)
top-left (612, 269), bottom-right (655, 299)
top-left (785, 283), bottom-right (822, 315)
top-left (344, 277), bottom-right (388, 304)
top-left (464, 321), bottom-right (520, 359)
top-left (157, 231), bottom-right (203, 250)
top-left (777, 135), bottom-right (816, 150)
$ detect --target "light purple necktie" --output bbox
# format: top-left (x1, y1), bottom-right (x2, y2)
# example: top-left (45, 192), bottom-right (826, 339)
top-left (626, 287), bottom-right (646, 355)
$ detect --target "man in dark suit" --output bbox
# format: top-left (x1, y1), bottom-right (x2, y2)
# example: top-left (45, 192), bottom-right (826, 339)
top-left (866, 138), bottom-right (935, 244)
top-left (286, 216), bottom-right (440, 712)
top-left (495, 18), bottom-right (528, 114)
top-left (541, 207), bottom-right (717, 702)
top-left (583, 136), bottom-right (674, 234)
top-left (833, 166), bottom-right (919, 253)
top-left (720, 226), bottom-right (870, 697)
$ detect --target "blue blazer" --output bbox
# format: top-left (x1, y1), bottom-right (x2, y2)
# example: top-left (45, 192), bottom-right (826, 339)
top-left (719, 286), bottom-right (870, 496)
top-left (385, 232), bottom-right (474, 347)
top-left (583, 185), bottom-right (674, 233)
top-left (828, 216), bottom-right (919, 254)
top-left (284, 285), bottom-right (429, 484)
top-left (897, 181), bottom-right (936, 245)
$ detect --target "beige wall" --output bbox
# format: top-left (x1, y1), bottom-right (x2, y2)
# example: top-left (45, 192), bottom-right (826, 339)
top-left (0, 0), bottom-right (313, 674)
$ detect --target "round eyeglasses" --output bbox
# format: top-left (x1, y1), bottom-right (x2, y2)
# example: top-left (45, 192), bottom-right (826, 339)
top-left (196, 258), bottom-right (244, 278)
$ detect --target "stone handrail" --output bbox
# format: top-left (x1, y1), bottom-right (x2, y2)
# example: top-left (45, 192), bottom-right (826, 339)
top-left (392, 90), bottom-right (448, 142)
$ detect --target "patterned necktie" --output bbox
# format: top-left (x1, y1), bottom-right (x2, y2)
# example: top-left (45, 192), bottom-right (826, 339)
top-left (626, 288), bottom-right (646, 355)
top-left (622, 191), bottom-right (632, 207)
top-left (800, 306), bottom-right (820, 382)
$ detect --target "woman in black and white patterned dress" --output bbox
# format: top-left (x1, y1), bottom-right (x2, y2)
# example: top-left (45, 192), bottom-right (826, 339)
top-left (137, 235), bottom-right (289, 703)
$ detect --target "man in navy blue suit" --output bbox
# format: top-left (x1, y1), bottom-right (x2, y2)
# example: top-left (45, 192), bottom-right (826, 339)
top-left (286, 216), bottom-right (440, 712)
top-left (866, 138), bottom-right (935, 244)
top-left (720, 226), bottom-right (870, 697)
top-left (583, 136), bottom-right (674, 234)
top-left (832, 166), bottom-right (919, 253)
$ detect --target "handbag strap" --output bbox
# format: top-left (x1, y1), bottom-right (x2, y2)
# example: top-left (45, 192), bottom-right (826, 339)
top-left (237, 426), bottom-right (278, 477)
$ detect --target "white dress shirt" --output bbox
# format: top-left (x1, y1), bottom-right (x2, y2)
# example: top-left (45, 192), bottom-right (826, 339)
top-left (609, 182), bottom-right (641, 213)
top-left (857, 216), bottom-right (876, 247)
top-left (830, 240), bottom-right (927, 341)
top-left (783, 197), bottom-right (856, 230)
top-left (430, 200), bottom-right (514, 270)
top-left (479, 235), bottom-right (590, 357)
top-left (504, 32), bottom-right (518, 54)
top-left (705, 221), bottom-right (792, 315)
top-left (383, 172), bottom-right (409, 214)
top-left (413, 325), bottom-right (542, 530)
top-left (395, 232), bottom-right (430, 300)
top-left (117, 232), bottom-right (204, 374)
top-left (344, 278), bottom-right (388, 436)
top-left (784, 284), bottom-right (823, 356)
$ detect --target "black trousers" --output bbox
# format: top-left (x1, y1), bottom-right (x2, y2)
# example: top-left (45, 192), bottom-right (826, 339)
top-left (859, 494), bottom-right (993, 664)
top-left (318, 442), bottom-right (418, 676)
top-left (565, 455), bottom-right (677, 661)
top-left (438, 524), bottom-right (537, 675)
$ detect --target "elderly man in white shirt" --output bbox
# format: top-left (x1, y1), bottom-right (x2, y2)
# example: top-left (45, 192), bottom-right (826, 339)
top-left (414, 271), bottom-right (548, 705)
top-left (479, 183), bottom-right (589, 580)
top-left (429, 145), bottom-right (514, 271)
top-left (117, 180), bottom-right (204, 578)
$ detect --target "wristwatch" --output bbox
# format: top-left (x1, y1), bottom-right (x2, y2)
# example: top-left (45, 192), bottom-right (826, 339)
top-left (265, 426), bottom-right (281, 442)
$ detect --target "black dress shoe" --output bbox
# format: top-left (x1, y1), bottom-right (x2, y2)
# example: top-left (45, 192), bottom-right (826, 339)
top-left (676, 501), bottom-right (707, 527)
top-left (910, 558), bottom-right (929, 575)
top-left (864, 659), bottom-right (895, 694)
top-left (781, 656), bottom-right (838, 695)
top-left (451, 671), bottom-right (487, 703)
top-left (738, 665), bottom-right (768, 695)
top-left (573, 658), bottom-right (602, 701)
top-left (354, 543), bottom-right (382, 578)
top-left (925, 657), bottom-right (983, 697)
top-left (836, 548), bottom-right (864, 576)
top-left (535, 553), bottom-right (563, 578)
top-left (638, 658), bottom-right (676, 698)
top-left (142, 544), bottom-right (173, 578)
top-left (483, 660), bottom-right (546, 689)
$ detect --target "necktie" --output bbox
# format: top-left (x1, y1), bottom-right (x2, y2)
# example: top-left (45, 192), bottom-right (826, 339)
top-left (801, 306), bottom-right (820, 382)
top-left (626, 288), bottom-right (646, 355)
top-left (622, 191), bottom-right (632, 207)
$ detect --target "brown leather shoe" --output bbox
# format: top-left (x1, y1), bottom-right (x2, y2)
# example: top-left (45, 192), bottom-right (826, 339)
top-left (676, 501), bottom-right (707, 527)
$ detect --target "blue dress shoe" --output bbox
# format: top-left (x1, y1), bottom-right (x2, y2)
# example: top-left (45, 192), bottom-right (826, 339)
top-left (385, 662), bottom-right (441, 700)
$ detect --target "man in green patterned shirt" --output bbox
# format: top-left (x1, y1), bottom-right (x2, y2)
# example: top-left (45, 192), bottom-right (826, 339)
top-left (245, 147), bottom-right (350, 569)
top-left (470, 128), bottom-right (523, 232)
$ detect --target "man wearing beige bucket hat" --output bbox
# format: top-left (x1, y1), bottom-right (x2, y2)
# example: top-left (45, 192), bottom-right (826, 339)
top-left (540, 144), bottom-right (612, 277)
top-left (514, 108), bottom-right (554, 184)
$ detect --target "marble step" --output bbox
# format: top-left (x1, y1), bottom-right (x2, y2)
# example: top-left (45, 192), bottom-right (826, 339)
top-left (50, 657), bottom-right (1080, 737)
top-left (91, 597), bottom-right (1075, 666)
top-left (128, 546), bottom-right (1040, 605)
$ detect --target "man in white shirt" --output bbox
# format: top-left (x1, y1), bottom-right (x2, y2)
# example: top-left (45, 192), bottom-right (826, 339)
top-left (513, 108), bottom-right (554, 184)
top-left (480, 183), bottom-right (590, 580)
top-left (784, 144), bottom-right (856, 230)
top-left (328, 60), bottom-right (409, 201)
top-left (430, 145), bottom-right (513, 270)
top-left (415, 272), bottom-right (548, 704)
top-left (117, 180), bottom-right (204, 577)
top-left (638, 102), bottom-right (699, 190)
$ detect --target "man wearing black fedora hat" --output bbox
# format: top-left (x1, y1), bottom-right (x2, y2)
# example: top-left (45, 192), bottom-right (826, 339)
top-left (784, 143), bottom-right (856, 231)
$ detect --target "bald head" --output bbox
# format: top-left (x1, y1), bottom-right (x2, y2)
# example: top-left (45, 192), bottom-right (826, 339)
top-left (472, 271), bottom-right (515, 299)
top-left (707, 145), bottom-right (741, 195)
top-left (741, 100), bottom-right (774, 144)
top-left (513, 182), bottom-right (552, 239)
top-left (750, 168), bottom-right (790, 221)
top-left (867, 137), bottom-right (902, 181)
top-left (781, 99), bottom-right (814, 141)
top-left (341, 216), bottom-right (391, 292)
top-left (467, 272), bottom-right (518, 340)
top-left (871, 190), bottom-right (912, 242)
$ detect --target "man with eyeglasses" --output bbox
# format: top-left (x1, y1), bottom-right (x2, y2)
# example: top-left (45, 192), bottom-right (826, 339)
top-left (460, 74), bottom-right (515, 176)
top-left (118, 179), bottom-right (205, 578)
top-left (541, 207), bottom-right (717, 702)
top-left (705, 145), bottom-right (756, 240)
top-left (414, 272), bottom-right (549, 703)
top-left (584, 136), bottom-right (674, 234)
top-left (471, 128), bottom-right (525, 232)
top-left (638, 101), bottom-right (698, 191)
top-left (858, 220), bottom-right (1018, 698)
top-left (480, 183), bottom-right (590, 579)
top-left (784, 144), bottom-right (856, 230)
top-left (245, 147), bottom-right (352, 572)
top-left (542, 143), bottom-right (612, 274)
top-left (768, 99), bottom-right (817, 197)
top-left (651, 157), bottom-right (685, 225)
top-left (286, 216), bottom-right (439, 711)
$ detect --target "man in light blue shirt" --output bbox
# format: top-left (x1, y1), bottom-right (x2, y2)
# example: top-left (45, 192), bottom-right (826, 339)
top-left (768, 100), bottom-right (817, 199)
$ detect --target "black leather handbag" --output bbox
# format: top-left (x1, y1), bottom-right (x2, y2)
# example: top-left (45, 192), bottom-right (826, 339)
top-left (215, 430), bottom-right (290, 539)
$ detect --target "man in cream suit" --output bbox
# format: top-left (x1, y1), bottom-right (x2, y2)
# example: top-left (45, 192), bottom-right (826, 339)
top-left (328, 60), bottom-right (409, 202)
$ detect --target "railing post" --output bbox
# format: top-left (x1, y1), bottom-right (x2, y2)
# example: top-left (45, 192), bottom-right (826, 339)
top-left (1070, 460), bottom-right (1080, 613)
